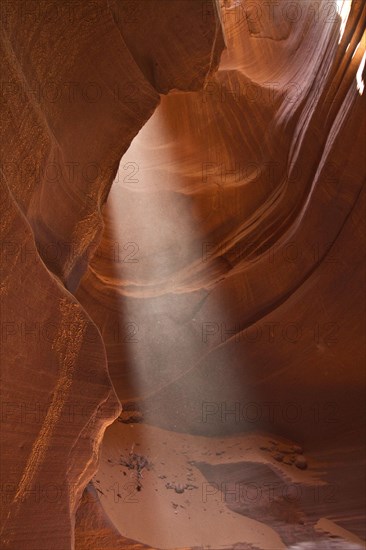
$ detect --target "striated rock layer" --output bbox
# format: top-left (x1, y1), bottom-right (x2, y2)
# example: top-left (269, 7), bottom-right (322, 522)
top-left (75, 0), bottom-right (366, 547)
top-left (77, 0), bottom-right (366, 443)
top-left (0, 1), bottom-right (224, 548)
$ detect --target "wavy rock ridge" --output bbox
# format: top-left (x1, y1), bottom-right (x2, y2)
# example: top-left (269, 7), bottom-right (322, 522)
top-left (0, 1), bottom-right (223, 548)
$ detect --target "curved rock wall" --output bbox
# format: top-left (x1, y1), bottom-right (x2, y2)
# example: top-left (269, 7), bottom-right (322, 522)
top-left (71, 4), bottom-right (365, 545)
top-left (77, 0), bottom-right (366, 443)
top-left (0, 1), bottom-right (223, 548)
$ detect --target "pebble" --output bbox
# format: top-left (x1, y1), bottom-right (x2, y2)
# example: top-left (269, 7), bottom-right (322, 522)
top-left (278, 446), bottom-right (293, 454)
top-left (294, 456), bottom-right (308, 470)
top-left (175, 484), bottom-right (185, 494)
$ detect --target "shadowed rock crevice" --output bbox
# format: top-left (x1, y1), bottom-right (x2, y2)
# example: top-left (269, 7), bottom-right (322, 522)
top-left (0, 2), bottom-right (224, 548)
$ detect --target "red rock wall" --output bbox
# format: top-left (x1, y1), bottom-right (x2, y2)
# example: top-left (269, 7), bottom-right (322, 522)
top-left (77, 0), bottom-right (366, 444)
top-left (0, 2), bottom-right (223, 548)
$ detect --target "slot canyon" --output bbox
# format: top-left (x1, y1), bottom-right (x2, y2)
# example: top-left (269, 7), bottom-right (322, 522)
top-left (0, 1), bottom-right (365, 549)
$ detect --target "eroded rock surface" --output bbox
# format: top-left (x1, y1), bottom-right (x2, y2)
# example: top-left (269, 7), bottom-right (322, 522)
top-left (75, 0), bottom-right (366, 547)
top-left (77, 0), bottom-right (366, 443)
top-left (0, 1), bottom-right (223, 548)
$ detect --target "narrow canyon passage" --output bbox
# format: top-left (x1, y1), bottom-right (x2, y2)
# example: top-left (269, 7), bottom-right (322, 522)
top-left (75, 2), bottom-right (366, 547)
top-left (1, 1), bottom-right (365, 549)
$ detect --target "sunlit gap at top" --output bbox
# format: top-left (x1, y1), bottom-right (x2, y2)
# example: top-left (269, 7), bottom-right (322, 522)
top-left (355, 40), bottom-right (366, 95)
top-left (336, 2), bottom-right (365, 95)
top-left (336, 0), bottom-right (351, 43)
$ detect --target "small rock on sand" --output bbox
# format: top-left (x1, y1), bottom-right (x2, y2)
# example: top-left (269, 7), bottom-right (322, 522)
top-left (278, 446), bottom-right (293, 454)
top-left (294, 456), bottom-right (308, 470)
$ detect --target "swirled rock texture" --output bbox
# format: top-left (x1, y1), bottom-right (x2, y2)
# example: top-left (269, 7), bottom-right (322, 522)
top-left (77, 0), bottom-right (366, 442)
top-left (0, 1), bottom-right (224, 549)
top-left (75, 0), bottom-right (366, 548)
